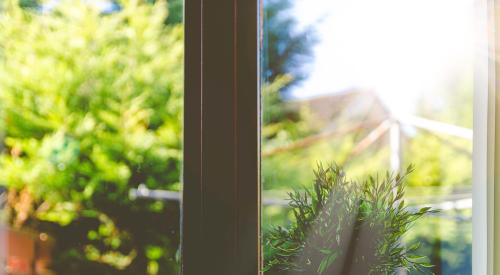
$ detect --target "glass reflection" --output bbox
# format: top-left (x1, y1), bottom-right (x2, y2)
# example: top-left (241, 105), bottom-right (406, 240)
top-left (262, 0), bottom-right (474, 274)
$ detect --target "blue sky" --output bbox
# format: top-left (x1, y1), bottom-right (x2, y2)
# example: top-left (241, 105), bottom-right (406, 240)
top-left (40, 0), bottom-right (120, 14)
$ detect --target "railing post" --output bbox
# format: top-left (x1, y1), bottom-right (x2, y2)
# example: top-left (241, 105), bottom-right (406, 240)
top-left (390, 119), bottom-right (402, 174)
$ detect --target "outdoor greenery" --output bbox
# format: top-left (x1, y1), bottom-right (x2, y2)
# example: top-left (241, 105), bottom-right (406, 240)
top-left (260, 70), bottom-right (473, 275)
top-left (0, 0), bottom-right (473, 274)
top-left (0, 1), bottom-right (183, 274)
top-left (264, 164), bottom-right (436, 275)
top-left (262, 76), bottom-right (317, 150)
top-left (0, 0), bottom-right (320, 274)
top-left (261, 120), bottom-right (472, 274)
top-left (261, 0), bottom-right (319, 149)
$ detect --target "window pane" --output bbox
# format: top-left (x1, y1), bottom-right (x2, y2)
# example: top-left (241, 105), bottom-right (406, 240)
top-left (0, 1), bottom-right (184, 274)
top-left (261, 0), bottom-right (474, 274)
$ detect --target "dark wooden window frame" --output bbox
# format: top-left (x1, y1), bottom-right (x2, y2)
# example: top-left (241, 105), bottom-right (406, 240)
top-left (182, 0), bottom-right (261, 274)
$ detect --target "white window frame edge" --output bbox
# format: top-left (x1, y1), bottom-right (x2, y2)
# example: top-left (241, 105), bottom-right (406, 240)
top-left (473, 0), bottom-right (496, 274)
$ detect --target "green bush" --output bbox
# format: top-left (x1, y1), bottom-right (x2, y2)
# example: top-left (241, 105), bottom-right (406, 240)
top-left (0, 1), bottom-right (183, 274)
top-left (264, 164), bottom-right (436, 274)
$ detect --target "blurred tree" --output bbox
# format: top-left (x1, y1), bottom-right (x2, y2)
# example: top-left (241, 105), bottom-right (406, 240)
top-left (19, 0), bottom-right (38, 8)
top-left (145, 0), bottom-right (183, 24)
top-left (0, 1), bottom-right (183, 274)
top-left (262, 0), bottom-right (317, 92)
top-left (165, 0), bottom-right (182, 25)
top-left (261, 0), bottom-right (319, 147)
top-left (260, 0), bottom-right (321, 156)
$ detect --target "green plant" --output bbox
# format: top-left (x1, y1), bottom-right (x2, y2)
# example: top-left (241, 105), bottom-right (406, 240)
top-left (262, 75), bottom-right (314, 147)
top-left (0, 1), bottom-right (183, 274)
top-left (264, 163), bottom-right (436, 274)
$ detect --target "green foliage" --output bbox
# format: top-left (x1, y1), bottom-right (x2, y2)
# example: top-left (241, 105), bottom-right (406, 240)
top-left (261, 0), bottom-right (320, 160)
top-left (146, 0), bottom-right (183, 25)
top-left (165, 0), bottom-right (183, 25)
top-left (18, 0), bottom-right (38, 9)
top-left (264, 164), bottom-right (436, 275)
top-left (405, 133), bottom-right (472, 189)
top-left (0, 1), bottom-right (183, 274)
top-left (404, 213), bottom-right (472, 274)
top-left (262, 75), bottom-right (315, 150)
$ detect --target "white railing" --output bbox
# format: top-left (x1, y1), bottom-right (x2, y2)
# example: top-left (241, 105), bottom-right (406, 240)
top-left (130, 115), bottom-right (474, 218)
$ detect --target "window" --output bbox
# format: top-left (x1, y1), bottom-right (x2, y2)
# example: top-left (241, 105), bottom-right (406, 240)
top-left (261, 0), bottom-right (476, 274)
top-left (1, 0), bottom-right (497, 274)
top-left (182, 0), bottom-right (497, 275)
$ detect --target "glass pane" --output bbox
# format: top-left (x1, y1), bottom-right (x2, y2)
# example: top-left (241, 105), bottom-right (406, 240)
top-left (261, 0), bottom-right (475, 274)
top-left (0, 1), bottom-right (183, 274)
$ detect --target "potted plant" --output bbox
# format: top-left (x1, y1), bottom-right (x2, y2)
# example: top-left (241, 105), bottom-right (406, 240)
top-left (264, 163), bottom-right (436, 275)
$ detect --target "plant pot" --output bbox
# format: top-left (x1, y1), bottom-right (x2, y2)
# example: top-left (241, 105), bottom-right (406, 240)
top-left (0, 227), bottom-right (54, 275)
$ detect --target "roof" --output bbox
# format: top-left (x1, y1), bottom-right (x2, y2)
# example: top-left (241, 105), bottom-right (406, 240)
top-left (288, 88), bottom-right (390, 131)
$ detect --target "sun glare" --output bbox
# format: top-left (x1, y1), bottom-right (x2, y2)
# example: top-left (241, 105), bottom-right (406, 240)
top-left (291, 0), bottom-right (475, 117)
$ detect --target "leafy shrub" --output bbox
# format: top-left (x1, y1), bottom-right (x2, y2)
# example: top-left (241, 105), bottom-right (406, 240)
top-left (0, 1), bottom-right (183, 274)
top-left (264, 164), bottom-right (436, 274)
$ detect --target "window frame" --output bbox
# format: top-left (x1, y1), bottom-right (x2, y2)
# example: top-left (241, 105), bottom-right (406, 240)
top-left (474, 0), bottom-right (497, 274)
top-left (492, 0), bottom-right (500, 273)
top-left (182, 0), bottom-right (261, 274)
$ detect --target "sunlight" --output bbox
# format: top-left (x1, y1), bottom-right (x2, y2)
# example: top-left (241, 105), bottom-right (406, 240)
top-left (291, 0), bottom-right (475, 117)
